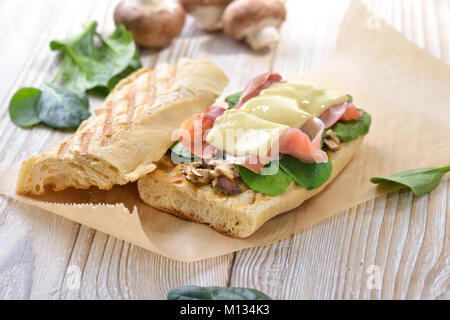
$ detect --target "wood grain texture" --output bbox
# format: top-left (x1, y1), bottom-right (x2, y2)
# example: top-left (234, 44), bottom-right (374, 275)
top-left (0, 0), bottom-right (448, 300)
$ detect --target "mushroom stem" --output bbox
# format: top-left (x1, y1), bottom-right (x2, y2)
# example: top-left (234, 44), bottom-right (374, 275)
top-left (190, 4), bottom-right (227, 31)
top-left (245, 25), bottom-right (280, 50)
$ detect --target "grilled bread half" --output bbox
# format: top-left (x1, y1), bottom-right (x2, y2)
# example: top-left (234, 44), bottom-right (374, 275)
top-left (16, 58), bottom-right (229, 195)
top-left (137, 136), bottom-right (363, 238)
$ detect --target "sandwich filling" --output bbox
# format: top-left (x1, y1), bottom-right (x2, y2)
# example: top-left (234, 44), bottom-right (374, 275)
top-left (168, 73), bottom-right (371, 196)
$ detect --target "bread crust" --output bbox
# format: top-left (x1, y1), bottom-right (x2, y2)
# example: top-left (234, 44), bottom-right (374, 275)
top-left (138, 136), bottom-right (364, 238)
top-left (16, 59), bottom-right (229, 195)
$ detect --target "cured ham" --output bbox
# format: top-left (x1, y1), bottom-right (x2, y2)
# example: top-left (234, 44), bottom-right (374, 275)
top-left (279, 118), bottom-right (328, 163)
top-left (178, 106), bottom-right (225, 158)
top-left (319, 103), bottom-right (347, 128)
top-left (235, 72), bottom-right (283, 108)
top-left (320, 103), bottom-right (364, 128)
top-left (341, 103), bottom-right (364, 121)
top-left (224, 153), bottom-right (270, 175)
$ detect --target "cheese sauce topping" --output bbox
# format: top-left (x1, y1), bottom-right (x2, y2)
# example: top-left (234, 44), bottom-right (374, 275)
top-left (206, 110), bottom-right (288, 158)
top-left (206, 81), bottom-right (347, 157)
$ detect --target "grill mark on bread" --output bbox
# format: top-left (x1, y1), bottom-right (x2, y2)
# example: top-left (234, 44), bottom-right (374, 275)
top-left (134, 107), bottom-right (144, 121)
top-left (134, 70), bottom-right (157, 122)
top-left (102, 100), bottom-right (114, 146)
top-left (169, 62), bottom-right (178, 89)
top-left (148, 70), bottom-right (157, 106)
top-left (126, 85), bottom-right (136, 129)
top-left (80, 129), bottom-right (93, 155)
top-left (57, 141), bottom-right (71, 159)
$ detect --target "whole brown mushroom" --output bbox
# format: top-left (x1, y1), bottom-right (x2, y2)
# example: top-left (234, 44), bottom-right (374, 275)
top-left (222, 0), bottom-right (286, 50)
top-left (180, 0), bottom-right (233, 31)
top-left (114, 0), bottom-right (186, 48)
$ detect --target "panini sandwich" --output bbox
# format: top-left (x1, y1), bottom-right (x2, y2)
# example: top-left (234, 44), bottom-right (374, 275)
top-left (16, 58), bottom-right (229, 194)
top-left (138, 72), bottom-right (371, 238)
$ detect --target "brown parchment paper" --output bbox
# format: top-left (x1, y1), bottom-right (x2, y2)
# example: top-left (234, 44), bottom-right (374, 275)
top-left (1, 1), bottom-right (449, 261)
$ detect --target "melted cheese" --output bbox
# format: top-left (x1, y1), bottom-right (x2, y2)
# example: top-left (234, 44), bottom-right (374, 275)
top-left (240, 95), bottom-right (313, 128)
top-left (206, 81), bottom-right (347, 156)
top-left (205, 110), bottom-right (289, 157)
top-left (261, 81), bottom-right (348, 116)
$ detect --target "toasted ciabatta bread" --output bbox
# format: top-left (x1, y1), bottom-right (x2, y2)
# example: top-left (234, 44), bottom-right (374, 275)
top-left (16, 58), bottom-right (229, 195)
top-left (138, 136), bottom-right (363, 238)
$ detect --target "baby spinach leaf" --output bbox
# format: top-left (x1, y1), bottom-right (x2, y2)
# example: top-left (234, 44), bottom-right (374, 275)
top-left (280, 155), bottom-right (333, 190)
top-left (37, 84), bottom-right (90, 129)
top-left (9, 85), bottom-right (90, 130)
top-left (9, 88), bottom-right (42, 128)
top-left (371, 165), bottom-right (450, 197)
top-left (347, 94), bottom-right (353, 103)
top-left (169, 141), bottom-right (198, 164)
top-left (238, 164), bottom-right (292, 196)
top-left (170, 141), bottom-right (193, 158)
top-left (168, 286), bottom-right (271, 300)
top-left (225, 91), bottom-right (242, 108)
top-left (50, 21), bottom-right (141, 94)
top-left (331, 111), bottom-right (371, 142)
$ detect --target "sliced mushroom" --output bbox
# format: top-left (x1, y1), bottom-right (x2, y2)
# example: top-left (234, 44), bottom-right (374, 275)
top-left (207, 159), bottom-right (240, 180)
top-left (181, 163), bottom-right (213, 185)
top-left (324, 130), bottom-right (341, 151)
top-left (222, 0), bottom-right (286, 50)
top-left (215, 175), bottom-right (241, 195)
top-left (180, 160), bottom-right (243, 194)
top-left (181, 0), bottom-right (233, 31)
top-left (114, 0), bottom-right (186, 48)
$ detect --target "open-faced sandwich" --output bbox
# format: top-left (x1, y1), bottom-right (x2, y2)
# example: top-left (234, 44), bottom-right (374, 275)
top-left (138, 73), bottom-right (371, 238)
top-left (16, 58), bottom-right (229, 194)
top-left (15, 58), bottom-right (370, 239)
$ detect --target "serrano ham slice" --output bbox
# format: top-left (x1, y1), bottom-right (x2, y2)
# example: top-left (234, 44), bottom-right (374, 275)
top-left (341, 103), bottom-right (364, 121)
top-left (319, 103), bottom-right (347, 128)
top-left (279, 118), bottom-right (328, 163)
top-left (235, 72), bottom-right (283, 108)
top-left (320, 103), bottom-right (364, 128)
top-left (178, 106), bottom-right (225, 158)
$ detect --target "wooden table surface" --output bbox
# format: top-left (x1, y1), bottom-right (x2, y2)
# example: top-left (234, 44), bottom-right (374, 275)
top-left (0, 0), bottom-right (448, 300)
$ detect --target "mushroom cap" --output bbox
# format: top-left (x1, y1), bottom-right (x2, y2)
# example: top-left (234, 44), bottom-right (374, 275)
top-left (222, 0), bottom-right (286, 39)
top-left (180, 0), bottom-right (232, 11)
top-left (114, 0), bottom-right (186, 48)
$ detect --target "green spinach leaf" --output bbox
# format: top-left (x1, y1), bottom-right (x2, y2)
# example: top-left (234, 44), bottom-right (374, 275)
top-left (9, 85), bottom-right (90, 130)
top-left (36, 84), bottom-right (91, 129)
top-left (9, 88), bottom-right (42, 128)
top-left (280, 155), bottom-right (332, 190)
top-left (170, 141), bottom-right (193, 158)
top-left (225, 91), bottom-right (242, 108)
top-left (168, 286), bottom-right (271, 300)
top-left (169, 141), bottom-right (198, 164)
top-left (331, 111), bottom-right (371, 142)
top-left (370, 165), bottom-right (450, 197)
top-left (238, 164), bottom-right (292, 196)
top-left (50, 21), bottom-right (141, 94)
top-left (36, 84), bottom-right (90, 129)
